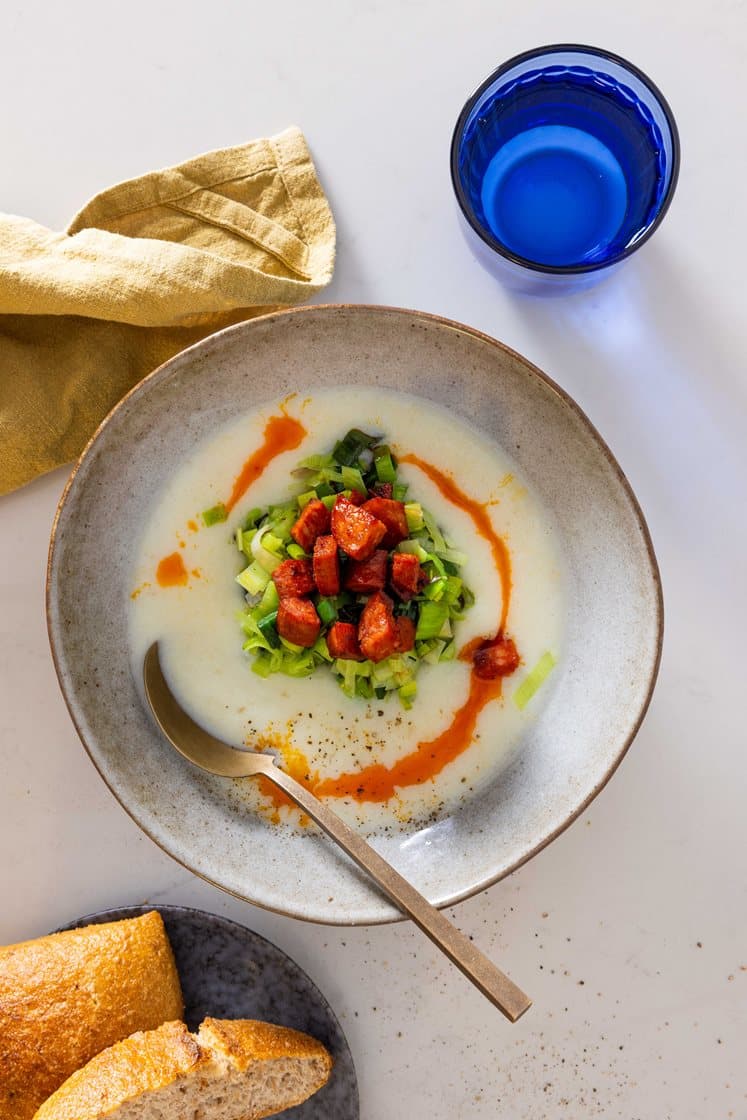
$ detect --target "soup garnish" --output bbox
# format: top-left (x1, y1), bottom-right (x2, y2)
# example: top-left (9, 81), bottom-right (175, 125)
top-left (224, 429), bottom-right (480, 708)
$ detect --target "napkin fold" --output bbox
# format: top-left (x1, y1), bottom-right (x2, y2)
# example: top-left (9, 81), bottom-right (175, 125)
top-left (0, 127), bottom-right (335, 495)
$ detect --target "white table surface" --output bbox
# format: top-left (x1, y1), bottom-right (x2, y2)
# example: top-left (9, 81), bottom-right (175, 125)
top-left (2, 2), bottom-right (745, 1117)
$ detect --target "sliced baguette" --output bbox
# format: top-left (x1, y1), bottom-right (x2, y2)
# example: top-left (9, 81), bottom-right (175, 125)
top-left (0, 911), bottom-right (183, 1120)
top-left (33, 1017), bottom-right (333, 1120)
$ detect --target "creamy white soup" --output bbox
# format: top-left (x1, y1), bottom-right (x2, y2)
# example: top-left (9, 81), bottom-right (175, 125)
top-left (128, 387), bottom-right (564, 832)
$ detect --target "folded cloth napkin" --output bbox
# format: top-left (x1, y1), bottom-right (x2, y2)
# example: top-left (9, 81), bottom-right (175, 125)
top-left (0, 127), bottom-right (335, 495)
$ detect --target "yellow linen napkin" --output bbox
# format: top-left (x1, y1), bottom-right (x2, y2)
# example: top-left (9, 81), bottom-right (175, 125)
top-left (0, 127), bottom-right (335, 496)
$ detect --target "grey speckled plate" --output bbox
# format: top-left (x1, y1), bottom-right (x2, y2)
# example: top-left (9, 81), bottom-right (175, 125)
top-left (57, 905), bottom-right (358, 1120)
top-left (47, 305), bottom-right (663, 925)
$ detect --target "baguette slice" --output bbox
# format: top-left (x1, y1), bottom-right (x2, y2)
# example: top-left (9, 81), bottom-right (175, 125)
top-left (0, 911), bottom-right (183, 1120)
top-left (33, 1018), bottom-right (333, 1120)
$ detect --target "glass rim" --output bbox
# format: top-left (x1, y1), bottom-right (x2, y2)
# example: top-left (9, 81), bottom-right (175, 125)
top-left (449, 43), bottom-right (682, 276)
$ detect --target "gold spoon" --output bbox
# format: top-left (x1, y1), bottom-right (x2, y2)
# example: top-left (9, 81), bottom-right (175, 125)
top-left (143, 642), bottom-right (531, 1022)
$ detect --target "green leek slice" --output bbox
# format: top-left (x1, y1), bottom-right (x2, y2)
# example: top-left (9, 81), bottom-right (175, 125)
top-left (236, 561), bottom-right (270, 596)
top-left (416, 601), bottom-right (449, 640)
top-left (514, 652), bottom-right (557, 710)
top-left (202, 502), bottom-right (228, 527)
top-left (373, 445), bottom-right (397, 483)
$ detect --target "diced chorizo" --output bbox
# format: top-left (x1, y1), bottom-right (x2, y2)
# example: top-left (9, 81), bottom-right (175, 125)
top-left (358, 591), bottom-right (399, 662)
top-left (362, 497), bottom-right (409, 549)
top-left (472, 636), bottom-right (520, 680)
top-left (272, 558), bottom-right (315, 599)
top-left (371, 482), bottom-right (393, 499)
top-left (344, 550), bottom-right (388, 593)
top-left (327, 621), bottom-right (363, 660)
top-left (312, 535), bottom-right (340, 596)
top-left (395, 616), bottom-right (416, 653)
top-left (290, 499), bottom-right (330, 552)
top-left (330, 496), bottom-right (386, 561)
top-left (389, 552), bottom-right (425, 600)
top-left (277, 597), bottom-right (321, 648)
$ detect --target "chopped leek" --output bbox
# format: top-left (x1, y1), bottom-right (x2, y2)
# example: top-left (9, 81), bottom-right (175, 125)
top-left (341, 465), bottom-right (367, 494)
top-left (423, 576), bottom-right (448, 602)
top-left (356, 677), bottom-right (374, 699)
top-left (416, 601), bottom-right (449, 640)
top-left (436, 547), bottom-right (468, 567)
top-left (437, 617), bottom-right (452, 640)
top-left (258, 580), bottom-right (279, 614)
top-left (333, 428), bottom-right (379, 466)
top-left (297, 452), bottom-right (335, 471)
top-left (317, 597), bottom-right (337, 626)
top-left (202, 502), bottom-right (228, 527)
top-left (297, 489), bottom-right (318, 509)
top-left (267, 508), bottom-right (295, 540)
top-left (404, 502), bottom-right (424, 533)
top-left (422, 550), bottom-right (447, 578)
top-left (422, 508), bottom-right (447, 552)
top-left (373, 445), bottom-right (397, 483)
top-left (514, 652), bottom-right (557, 710)
top-left (257, 610), bottom-right (280, 648)
top-left (239, 532), bottom-right (256, 562)
top-left (251, 524), bottom-right (283, 573)
top-left (232, 427), bottom-right (478, 708)
top-left (421, 640), bottom-right (446, 665)
top-left (251, 653), bottom-right (273, 677)
top-left (398, 679), bottom-right (417, 708)
top-left (236, 561), bottom-right (270, 596)
top-left (396, 539), bottom-right (429, 562)
top-left (443, 576), bottom-right (463, 604)
top-left (262, 532), bottom-right (285, 556)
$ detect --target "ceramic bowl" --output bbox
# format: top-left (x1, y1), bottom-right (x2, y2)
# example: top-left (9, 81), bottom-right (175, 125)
top-left (47, 305), bottom-right (662, 925)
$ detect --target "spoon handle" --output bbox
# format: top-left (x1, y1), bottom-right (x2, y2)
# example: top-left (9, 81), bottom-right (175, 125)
top-left (264, 765), bottom-right (531, 1023)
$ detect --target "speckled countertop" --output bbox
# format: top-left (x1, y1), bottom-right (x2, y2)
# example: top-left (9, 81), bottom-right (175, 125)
top-left (1, 2), bottom-right (745, 1117)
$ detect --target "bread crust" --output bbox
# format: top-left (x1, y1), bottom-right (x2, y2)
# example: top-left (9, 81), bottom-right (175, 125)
top-left (33, 1022), bottom-right (205, 1120)
top-left (33, 1018), bottom-right (333, 1120)
top-left (199, 1017), bottom-right (333, 1073)
top-left (0, 911), bottom-right (184, 1120)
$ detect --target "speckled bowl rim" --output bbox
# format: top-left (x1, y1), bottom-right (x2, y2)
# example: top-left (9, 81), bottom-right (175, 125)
top-left (46, 303), bottom-right (664, 926)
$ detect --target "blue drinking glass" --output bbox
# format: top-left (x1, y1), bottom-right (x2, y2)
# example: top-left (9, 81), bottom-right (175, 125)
top-left (450, 45), bottom-right (680, 289)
